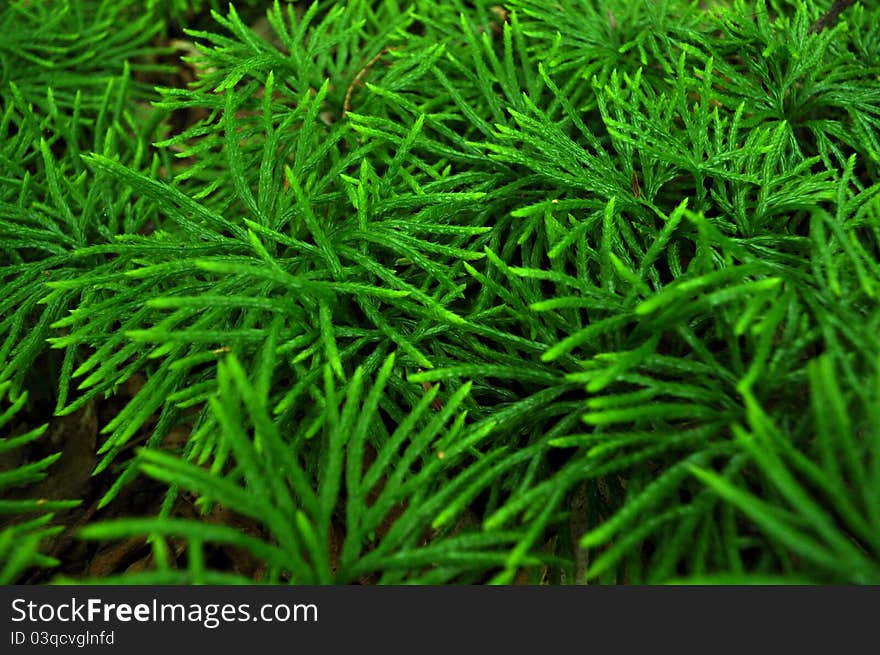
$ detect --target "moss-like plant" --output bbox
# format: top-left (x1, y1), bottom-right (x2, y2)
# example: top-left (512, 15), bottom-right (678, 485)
top-left (1, 0), bottom-right (878, 584)
top-left (0, 382), bottom-right (80, 583)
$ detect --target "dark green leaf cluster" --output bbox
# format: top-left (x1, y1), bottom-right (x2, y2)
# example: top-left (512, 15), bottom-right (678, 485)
top-left (0, 382), bottom-right (79, 583)
top-left (1, 0), bottom-right (169, 397)
top-left (2, 0), bottom-right (879, 583)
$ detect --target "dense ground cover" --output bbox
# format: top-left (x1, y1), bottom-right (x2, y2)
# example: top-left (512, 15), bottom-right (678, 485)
top-left (1, 0), bottom-right (879, 584)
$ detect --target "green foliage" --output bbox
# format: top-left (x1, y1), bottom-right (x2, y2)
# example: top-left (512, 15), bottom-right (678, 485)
top-left (1, 0), bottom-right (879, 583)
top-left (0, 0), bottom-right (167, 399)
top-left (1, 0), bottom-right (171, 114)
top-left (0, 382), bottom-right (80, 583)
top-left (78, 352), bottom-right (548, 583)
